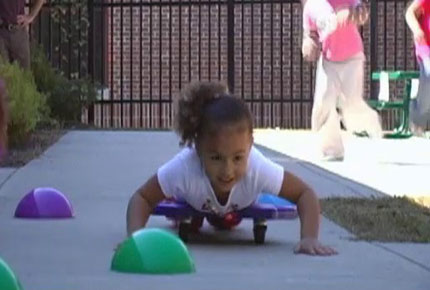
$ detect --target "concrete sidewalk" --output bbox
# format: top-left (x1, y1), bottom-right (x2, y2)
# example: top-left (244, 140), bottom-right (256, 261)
top-left (0, 130), bottom-right (429, 290)
top-left (255, 129), bottom-right (430, 205)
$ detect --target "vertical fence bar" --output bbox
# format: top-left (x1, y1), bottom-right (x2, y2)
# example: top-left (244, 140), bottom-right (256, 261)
top-left (370, 0), bottom-right (377, 99)
top-left (39, 0), bottom-right (43, 47)
top-left (218, 0), bottom-right (221, 80)
top-left (209, 0), bottom-right (212, 80)
top-left (289, 1), bottom-right (293, 127)
top-left (130, 0), bottom-right (134, 127)
top-left (68, 0), bottom-right (72, 79)
top-left (309, 1), bottom-right (314, 126)
top-left (227, 0), bottom-right (235, 91)
top-left (58, 1), bottom-right (62, 70)
top-left (140, 0), bottom-right (143, 127)
top-left (87, 0), bottom-right (95, 123)
top-left (199, 0), bottom-right (202, 80)
top-left (404, 0), bottom-right (408, 69)
top-left (280, 1), bottom-right (284, 126)
top-left (110, 0), bottom-right (114, 127)
top-left (100, 0), bottom-right (105, 126)
top-left (159, 0), bottom-right (162, 127)
top-left (47, 0), bottom-right (52, 60)
top-left (394, 0), bottom-right (397, 69)
top-left (169, 0), bottom-right (172, 123)
top-left (260, 1), bottom-right (263, 126)
top-left (251, 0), bottom-right (254, 109)
top-left (179, 0), bottom-right (182, 89)
top-left (189, 0), bottom-right (192, 81)
top-left (270, 1), bottom-right (273, 126)
top-left (384, 0), bottom-right (387, 68)
top-left (150, 0), bottom-right (153, 127)
top-left (78, 3), bottom-right (82, 79)
top-left (299, 3), bottom-right (304, 127)
top-left (241, 0), bottom-right (244, 98)
top-left (120, 0), bottom-right (124, 127)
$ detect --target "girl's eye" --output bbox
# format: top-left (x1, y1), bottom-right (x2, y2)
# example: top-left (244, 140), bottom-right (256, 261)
top-left (234, 156), bottom-right (244, 162)
top-left (210, 155), bottom-right (221, 161)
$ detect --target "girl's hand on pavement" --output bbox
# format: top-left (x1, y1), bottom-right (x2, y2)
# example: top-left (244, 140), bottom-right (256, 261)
top-left (294, 237), bottom-right (338, 256)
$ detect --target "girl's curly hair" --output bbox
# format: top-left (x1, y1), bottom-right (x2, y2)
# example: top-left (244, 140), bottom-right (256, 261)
top-left (174, 81), bottom-right (253, 147)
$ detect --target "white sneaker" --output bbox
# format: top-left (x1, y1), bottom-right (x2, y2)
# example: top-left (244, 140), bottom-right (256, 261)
top-left (410, 122), bottom-right (425, 137)
top-left (321, 155), bottom-right (344, 162)
top-left (321, 149), bottom-right (344, 161)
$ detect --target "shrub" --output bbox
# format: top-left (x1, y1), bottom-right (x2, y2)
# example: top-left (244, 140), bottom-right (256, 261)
top-left (31, 45), bottom-right (97, 126)
top-left (0, 78), bottom-right (8, 150)
top-left (0, 60), bottom-right (48, 146)
top-left (30, 45), bottom-right (61, 97)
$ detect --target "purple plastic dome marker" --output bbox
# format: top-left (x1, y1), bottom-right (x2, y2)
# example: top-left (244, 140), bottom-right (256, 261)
top-left (15, 187), bottom-right (74, 218)
top-left (14, 191), bottom-right (39, 217)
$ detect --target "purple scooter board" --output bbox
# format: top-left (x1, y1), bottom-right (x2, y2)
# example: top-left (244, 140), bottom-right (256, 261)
top-left (153, 193), bottom-right (297, 244)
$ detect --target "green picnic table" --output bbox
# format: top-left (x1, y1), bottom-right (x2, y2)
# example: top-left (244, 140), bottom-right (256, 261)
top-left (369, 70), bottom-right (419, 139)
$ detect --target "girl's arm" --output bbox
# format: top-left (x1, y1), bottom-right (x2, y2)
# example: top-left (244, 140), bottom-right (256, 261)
top-left (126, 174), bottom-right (166, 236)
top-left (351, 2), bottom-right (369, 26)
top-left (278, 171), bottom-right (337, 256)
top-left (302, 3), bottom-right (320, 62)
top-left (335, 2), bottom-right (368, 27)
top-left (405, 0), bottom-right (425, 42)
top-left (302, 30), bottom-right (320, 62)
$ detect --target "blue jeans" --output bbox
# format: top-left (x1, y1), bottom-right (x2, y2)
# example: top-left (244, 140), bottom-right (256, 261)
top-left (410, 60), bottom-right (430, 127)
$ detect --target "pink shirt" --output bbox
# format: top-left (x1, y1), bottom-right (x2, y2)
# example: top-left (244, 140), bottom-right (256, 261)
top-left (303, 0), bottom-right (364, 62)
top-left (414, 0), bottom-right (430, 60)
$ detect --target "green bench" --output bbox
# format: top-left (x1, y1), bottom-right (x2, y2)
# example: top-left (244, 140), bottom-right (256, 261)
top-left (369, 70), bottom-right (420, 139)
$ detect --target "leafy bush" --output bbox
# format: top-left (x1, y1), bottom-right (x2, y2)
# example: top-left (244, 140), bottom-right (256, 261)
top-left (0, 60), bottom-right (48, 146)
top-left (30, 46), bottom-right (61, 98)
top-left (31, 45), bottom-right (97, 126)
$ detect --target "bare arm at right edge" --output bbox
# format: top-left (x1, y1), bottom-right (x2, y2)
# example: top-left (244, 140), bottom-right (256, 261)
top-left (405, 0), bottom-right (425, 41)
top-left (126, 174), bottom-right (166, 236)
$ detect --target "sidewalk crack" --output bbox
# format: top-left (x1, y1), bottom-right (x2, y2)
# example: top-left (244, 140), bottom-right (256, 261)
top-left (372, 242), bottom-right (430, 272)
top-left (0, 168), bottom-right (19, 190)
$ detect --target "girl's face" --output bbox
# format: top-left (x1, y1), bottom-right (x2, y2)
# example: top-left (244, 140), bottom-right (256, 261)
top-left (197, 122), bottom-right (253, 199)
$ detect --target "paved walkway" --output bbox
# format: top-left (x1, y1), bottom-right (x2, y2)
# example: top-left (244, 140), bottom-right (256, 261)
top-left (0, 131), bottom-right (428, 290)
top-left (254, 129), bottom-right (430, 206)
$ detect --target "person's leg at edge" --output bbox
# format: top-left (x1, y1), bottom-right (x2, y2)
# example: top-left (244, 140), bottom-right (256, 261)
top-left (312, 57), bottom-right (344, 160)
top-left (8, 28), bottom-right (30, 69)
top-left (0, 30), bottom-right (10, 63)
top-left (410, 60), bottom-right (430, 136)
top-left (339, 54), bottom-right (383, 138)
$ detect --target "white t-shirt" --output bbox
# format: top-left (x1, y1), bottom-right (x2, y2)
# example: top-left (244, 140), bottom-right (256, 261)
top-left (157, 146), bottom-right (284, 216)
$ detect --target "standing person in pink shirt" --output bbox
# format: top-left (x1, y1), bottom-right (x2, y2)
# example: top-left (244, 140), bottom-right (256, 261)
top-left (406, 0), bottom-right (430, 136)
top-left (302, 0), bottom-right (382, 161)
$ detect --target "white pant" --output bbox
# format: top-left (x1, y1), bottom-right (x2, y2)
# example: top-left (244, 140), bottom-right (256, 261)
top-left (312, 53), bottom-right (382, 157)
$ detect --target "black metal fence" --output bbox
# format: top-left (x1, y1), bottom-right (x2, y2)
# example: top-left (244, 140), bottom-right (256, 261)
top-left (30, 0), bottom-right (417, 129)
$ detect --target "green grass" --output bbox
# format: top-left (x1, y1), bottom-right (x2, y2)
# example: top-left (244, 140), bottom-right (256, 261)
top-left (321, 197), bottom-right (430, 243)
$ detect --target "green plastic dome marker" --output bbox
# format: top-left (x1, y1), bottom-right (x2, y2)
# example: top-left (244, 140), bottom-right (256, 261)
top-left (0, 257), bottom-right (23, 290)
top-left (111, 228), bottom-right (195, 274)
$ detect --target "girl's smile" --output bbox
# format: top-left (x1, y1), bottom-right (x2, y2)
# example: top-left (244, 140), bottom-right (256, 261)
top-left (197, 121), bottom-right (253, 202)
